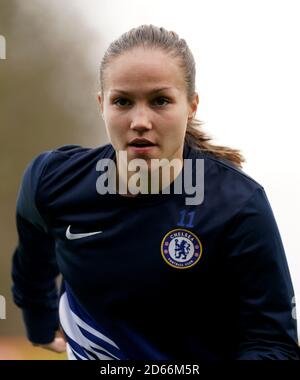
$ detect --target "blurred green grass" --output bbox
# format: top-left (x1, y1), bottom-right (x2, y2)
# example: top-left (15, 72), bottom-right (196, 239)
top-left (0, 337), bottom-right (67, 360)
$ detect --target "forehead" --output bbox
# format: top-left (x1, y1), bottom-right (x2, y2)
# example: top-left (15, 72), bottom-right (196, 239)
top-left (104, 48), bottom-right (185, 94)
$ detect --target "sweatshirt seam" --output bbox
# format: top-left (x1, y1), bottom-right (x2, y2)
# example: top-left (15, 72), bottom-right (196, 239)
top-left (228, 186), bottom-right (264, 231)
top-left (205, 154), bottom-right (262, 188)
top-left (33, 151), bottom-right (55, 234)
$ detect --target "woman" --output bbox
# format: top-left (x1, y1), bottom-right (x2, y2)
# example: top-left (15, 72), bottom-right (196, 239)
top-left (12, 24), bottom-right (299, 360)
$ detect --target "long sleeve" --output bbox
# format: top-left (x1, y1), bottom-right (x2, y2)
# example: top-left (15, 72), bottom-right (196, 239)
top-left (12, 151), bottom-right (60, 344)
top-left (225, 187), bottom-right (300, 360)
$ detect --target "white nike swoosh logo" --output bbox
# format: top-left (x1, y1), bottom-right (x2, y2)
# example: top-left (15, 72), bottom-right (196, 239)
top-left (66, 225), bottom-right (103, 240)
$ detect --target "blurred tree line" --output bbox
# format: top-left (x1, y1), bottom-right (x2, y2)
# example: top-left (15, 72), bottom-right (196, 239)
top-left (0, 0), bottom-right (107, 337)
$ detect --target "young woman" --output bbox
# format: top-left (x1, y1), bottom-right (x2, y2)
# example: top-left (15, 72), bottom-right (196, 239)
top-left (12, 24), bottom-right (300, 360)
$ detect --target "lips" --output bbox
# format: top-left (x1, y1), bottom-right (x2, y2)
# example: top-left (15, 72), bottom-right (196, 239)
top-left (128, 138), bottom-right (156, 147)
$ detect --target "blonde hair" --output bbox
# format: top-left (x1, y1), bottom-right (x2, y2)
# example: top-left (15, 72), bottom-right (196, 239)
top-left (100, 24), bottom-right (245, 168)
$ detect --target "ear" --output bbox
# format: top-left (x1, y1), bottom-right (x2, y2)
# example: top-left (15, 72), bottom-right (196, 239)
top-left (97, 92), bottom-right (104, 116)
top-left (188, 92), bottom-right (199, 120)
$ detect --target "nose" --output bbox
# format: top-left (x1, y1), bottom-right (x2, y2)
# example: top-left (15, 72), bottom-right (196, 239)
top-left (130, 105), bottom-right (152, 132)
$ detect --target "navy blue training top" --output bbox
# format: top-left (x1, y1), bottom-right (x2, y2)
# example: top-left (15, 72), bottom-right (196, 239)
top-left (12, 142), bottom-right (300, 360)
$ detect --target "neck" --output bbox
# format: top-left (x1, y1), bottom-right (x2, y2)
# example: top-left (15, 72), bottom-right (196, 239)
top-left (115, 153), bottom-right (183, 197)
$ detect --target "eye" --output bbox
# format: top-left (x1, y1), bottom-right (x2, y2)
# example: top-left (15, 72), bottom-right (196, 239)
top-left (113, 98), bottom-right (131, 107)
top-left (152, 97), bottom-right (170, 106)
top-left (112, 96), bottom-right (170, 108)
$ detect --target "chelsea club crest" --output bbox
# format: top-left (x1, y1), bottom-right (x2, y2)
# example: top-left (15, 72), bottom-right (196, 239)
top-left (161, 228), bottom-right (202, 269)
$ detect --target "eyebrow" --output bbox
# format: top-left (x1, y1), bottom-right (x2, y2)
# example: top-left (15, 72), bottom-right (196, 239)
top-left (110, 87), bottom-right (174, 95)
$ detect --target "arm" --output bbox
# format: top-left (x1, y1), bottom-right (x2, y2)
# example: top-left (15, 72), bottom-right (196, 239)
top-left (225, 187), bottom-right (300, 360)
top-left (12, 152), bottom-right (64, 349)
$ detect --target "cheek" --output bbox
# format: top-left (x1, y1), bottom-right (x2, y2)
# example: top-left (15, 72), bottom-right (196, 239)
top-left (161, 112), bottom-right (187, 136)
top-left (106, 125), bottom-right (123, 144)
top-left (104, 112), bottom-right (124, 135)
top-left (165, 103), bottom-right (188, 122)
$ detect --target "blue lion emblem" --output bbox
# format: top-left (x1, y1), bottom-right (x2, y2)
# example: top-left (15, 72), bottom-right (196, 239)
top-left (161, 228), bottom-right (202, 269)
top-left (174, 239), bottom-right (191, 259)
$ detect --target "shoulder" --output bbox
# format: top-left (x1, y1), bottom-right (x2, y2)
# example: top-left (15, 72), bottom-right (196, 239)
top-left (18, 142), bottom-right (114, 207)
top-left (187, 145), bottom-right (266, 219)
top-left (24, 143), bottom-right (114, 179)
top-left (191, 145), bottom-right (262, 188)
top-left (17, 143), bottom-right (114, 228)
top-left (50, 142), bottom-right (113, 163)
top-left (206, 152), bottom-right (262, 191)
